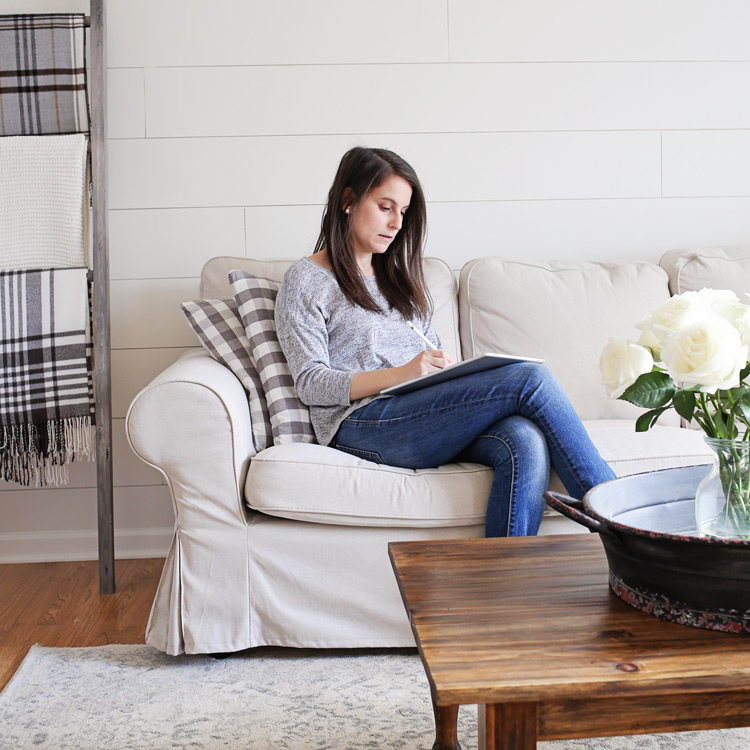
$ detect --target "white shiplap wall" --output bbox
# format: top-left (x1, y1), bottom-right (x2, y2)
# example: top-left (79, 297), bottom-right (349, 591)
top-left (3, 0), bottom-right (750, 561)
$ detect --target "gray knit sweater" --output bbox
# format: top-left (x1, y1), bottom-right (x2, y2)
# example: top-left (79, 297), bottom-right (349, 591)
top-left (274, 257), bottom-right (441, 446)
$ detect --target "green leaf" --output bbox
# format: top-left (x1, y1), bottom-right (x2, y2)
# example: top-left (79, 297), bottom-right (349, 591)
top-left (712, 410), bottom-right (732, 439)
top-left (635, 407), bottom-right (667, 432)
top-left (740, 363), bottom-right (750, 382)
top-left (672, 390), bottom-right (696, 422)
top-left (621, 372), bottom-right (676, 409)
top-left (692, 413), bottom-right (710, 433)
top-left (725, 387), bottom-right (748, 402)
top-left (735, 395), bottom-right (750, 426)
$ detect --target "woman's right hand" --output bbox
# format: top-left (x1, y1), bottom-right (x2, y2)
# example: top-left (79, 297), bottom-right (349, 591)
top-left (397, 350), bottom-right (454, 382)
top-left (349, 349), bottom-right (455, 401)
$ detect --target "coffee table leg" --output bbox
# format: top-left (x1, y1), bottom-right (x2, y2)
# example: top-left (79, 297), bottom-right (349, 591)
top-left (431, 695), bottom-right (461, 750)
top-left (479, 702), bottom-right (537, 750)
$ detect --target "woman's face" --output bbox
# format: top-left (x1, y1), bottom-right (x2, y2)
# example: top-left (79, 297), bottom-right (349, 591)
top-left (347, 174), bottom-right (412, 262)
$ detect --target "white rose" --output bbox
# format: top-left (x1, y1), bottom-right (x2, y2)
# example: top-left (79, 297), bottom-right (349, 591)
top-left (660, 311), bottom-right (748, 393)
top-left (697, 288), bottom-right (750, 352)
top-left (636, 291), bottom-right (706, 355)
top-left (599, 339), bottom-right (654, 399)
top-left (636, 325), bottom-right (661, 351)
top-left (696, 288), bottom-right (739, 308)
top-left (734, 307), bottom-right (750, 352)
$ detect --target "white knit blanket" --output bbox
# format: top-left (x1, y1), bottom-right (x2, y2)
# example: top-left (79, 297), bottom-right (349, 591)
top-left (0, 134), bottom-right (89, 270)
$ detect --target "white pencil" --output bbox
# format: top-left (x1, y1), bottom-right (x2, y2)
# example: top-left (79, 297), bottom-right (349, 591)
top-left (407, 320), bottom-right (438, 351)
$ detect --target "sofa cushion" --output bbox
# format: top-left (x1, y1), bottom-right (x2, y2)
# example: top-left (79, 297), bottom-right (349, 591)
top-left (230, 270), bottom-right (315, 445)
top-left (202, 255), bottom-right (462, 360)
top-left (458, 257), bottom-right (676, 423)
top-left (660, 245), bottom-right (750, 297)
top-left (181, 298), bottom-right (272, 452)
top-left (245, 421), bottom-right (712, 527)
top-left (245, 443), bottom-right (492, 527)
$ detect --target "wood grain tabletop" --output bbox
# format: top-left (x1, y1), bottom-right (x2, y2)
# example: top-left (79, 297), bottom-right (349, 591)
top-left (389, 534), bottom-right (750, 709)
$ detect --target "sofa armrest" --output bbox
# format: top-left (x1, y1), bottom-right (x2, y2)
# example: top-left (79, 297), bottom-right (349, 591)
top-left (127, 350), bottom-right (260, 654)
top-left (126, 349), bottom-right (256, 529)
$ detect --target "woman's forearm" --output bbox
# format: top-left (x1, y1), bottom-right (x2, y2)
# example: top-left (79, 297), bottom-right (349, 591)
top-left (350, 367), bottom-right (405, 400)
top-left (349, 350), bottom-right (454, 400)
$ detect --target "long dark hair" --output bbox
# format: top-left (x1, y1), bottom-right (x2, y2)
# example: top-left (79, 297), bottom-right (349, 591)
top-left (314, 147), bottom-right (430, 319)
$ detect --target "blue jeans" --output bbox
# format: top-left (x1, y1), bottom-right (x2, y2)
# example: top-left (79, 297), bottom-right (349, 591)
top-left (332, 363), bottom-right (615, 537)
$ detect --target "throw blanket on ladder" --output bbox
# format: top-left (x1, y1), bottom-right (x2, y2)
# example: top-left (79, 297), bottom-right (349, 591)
top-left (0, 13), bottom-right (89, 135)
top-left (0, 268), bottom-right (95, 486)
top-left (0, 134), bottom-right (90, 271)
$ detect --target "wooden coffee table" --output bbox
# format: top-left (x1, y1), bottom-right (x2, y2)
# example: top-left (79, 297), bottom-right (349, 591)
top-left (389, 534), bottom-right (750, 750)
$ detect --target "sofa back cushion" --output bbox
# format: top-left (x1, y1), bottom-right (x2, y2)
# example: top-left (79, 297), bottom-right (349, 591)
top-left (201, 255), bottom-right (461, 360)
top-left (660, 246), bottom-right (750, 297)
top-left (458, 257), bottom-right (676, 422)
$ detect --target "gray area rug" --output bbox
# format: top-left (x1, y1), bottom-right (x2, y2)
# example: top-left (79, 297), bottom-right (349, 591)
top-left (1, 645), bottom-right (750, 749)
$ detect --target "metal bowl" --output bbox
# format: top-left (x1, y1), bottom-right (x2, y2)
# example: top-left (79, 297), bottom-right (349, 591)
top-left (545, 464), bottom-right (750, 634)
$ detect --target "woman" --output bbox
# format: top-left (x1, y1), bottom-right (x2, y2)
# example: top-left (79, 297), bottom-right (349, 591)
top-left (275, 147), bottom-right (615, 537)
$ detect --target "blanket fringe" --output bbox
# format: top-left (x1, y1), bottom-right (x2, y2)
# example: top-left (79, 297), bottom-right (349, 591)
top-left (1, 416), bottom-right (94, 487)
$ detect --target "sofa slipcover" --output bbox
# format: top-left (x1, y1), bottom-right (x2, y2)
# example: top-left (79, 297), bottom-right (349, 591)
top-left (660, 245), bottom-right (750, 298)
top-left (126, 250), bottom-right (733, 656)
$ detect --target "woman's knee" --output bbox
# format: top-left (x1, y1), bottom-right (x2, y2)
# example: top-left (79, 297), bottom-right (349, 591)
top-left (485, 416), bottom-right (549, 537)
top-left (511, 362), bottom-right (570, 414)
top-left (517, 362), bottom-right (558, 389)
top-left (488, 415), bottom-right (549, 468)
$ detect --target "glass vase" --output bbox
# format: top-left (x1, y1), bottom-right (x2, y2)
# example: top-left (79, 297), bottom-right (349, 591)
top-left (696, 437), bottom-right (750, 540)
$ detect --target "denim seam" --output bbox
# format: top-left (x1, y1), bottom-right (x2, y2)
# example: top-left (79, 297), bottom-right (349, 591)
top-left (344, 393), bottom-right (518, 425)
top-left (516, 376), bottom-right (589, 499)
top-left (527, 406), bottom-right (585, 498)
top-left (478, 433), bottom-right (515, 537)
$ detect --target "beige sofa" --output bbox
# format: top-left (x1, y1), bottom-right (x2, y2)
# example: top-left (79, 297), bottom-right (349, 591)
top-left (126, 246), bottom-right (750, 656)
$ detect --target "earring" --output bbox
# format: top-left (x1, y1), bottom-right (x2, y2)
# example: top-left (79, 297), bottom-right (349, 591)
top-left (344, 207), bottom-right (350, 214)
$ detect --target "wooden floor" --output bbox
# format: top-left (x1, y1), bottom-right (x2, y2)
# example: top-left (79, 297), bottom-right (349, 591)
top-left (0, 557), bottom-right (163, 693)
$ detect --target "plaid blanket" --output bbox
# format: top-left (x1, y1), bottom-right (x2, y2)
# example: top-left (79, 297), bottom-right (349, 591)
top-left (0, 268), bottom-right (95, 486)
top-left (0, 14), bottom-right (89, 135)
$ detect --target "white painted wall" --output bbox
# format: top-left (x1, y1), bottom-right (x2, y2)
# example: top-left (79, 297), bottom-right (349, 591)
top-left (2, 0), bottom-right (750, 562)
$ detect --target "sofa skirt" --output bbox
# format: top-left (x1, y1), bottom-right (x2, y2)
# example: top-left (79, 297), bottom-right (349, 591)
top-left (146, 513), bottom-right (485, 656)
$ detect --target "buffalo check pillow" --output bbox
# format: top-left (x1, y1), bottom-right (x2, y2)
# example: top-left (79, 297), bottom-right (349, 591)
top-left (181, 298), bottom-right (272, 452)
top-left (229, 270), bottom-right (315, 445)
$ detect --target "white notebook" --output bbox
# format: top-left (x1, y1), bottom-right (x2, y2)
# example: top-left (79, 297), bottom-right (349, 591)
top-left (380, 353), bottom-right (544, 396)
